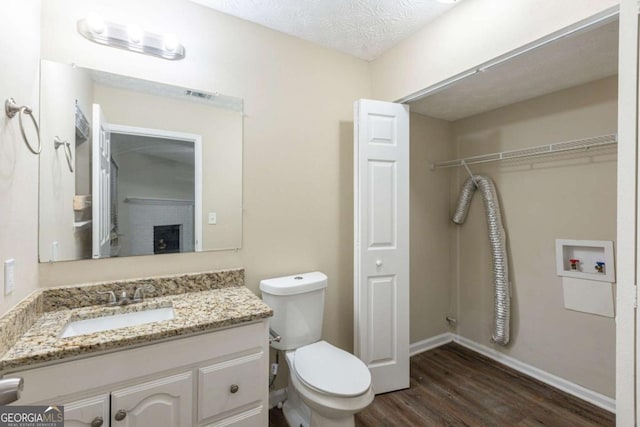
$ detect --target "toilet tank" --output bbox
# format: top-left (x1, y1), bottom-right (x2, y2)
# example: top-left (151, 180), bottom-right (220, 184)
top-left (260, 272), bottom-right (328, 351)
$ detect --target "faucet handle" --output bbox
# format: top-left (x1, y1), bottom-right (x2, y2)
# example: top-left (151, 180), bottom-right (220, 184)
top-left (133, 284), bottom-right (156, 302)
top-left (97, 290), bottom-right (117, 306)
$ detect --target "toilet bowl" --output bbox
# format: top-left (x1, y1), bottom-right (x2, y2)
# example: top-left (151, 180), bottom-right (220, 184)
top-left (259, 272), bottom-right (375, 427)
top-left (283, 341), bottom-right (374, 427)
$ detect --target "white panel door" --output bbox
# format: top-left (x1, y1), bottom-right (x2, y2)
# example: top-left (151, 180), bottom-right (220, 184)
top-left (111, 372), bottom-right (193, 427)
top-left (92, 104), bottom-right (111, 259)
top-left (354, 99), bottom-right (410, 394)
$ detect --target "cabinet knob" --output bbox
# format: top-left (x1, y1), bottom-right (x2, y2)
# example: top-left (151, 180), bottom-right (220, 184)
top-left (91, 417), bottom-right (104, 427)
top-left (376, 260), bottom-right (383, 267)
top-left (114, 409), bottom-right (127, 421)
top-left (230, 384), bottom-right (239, 394)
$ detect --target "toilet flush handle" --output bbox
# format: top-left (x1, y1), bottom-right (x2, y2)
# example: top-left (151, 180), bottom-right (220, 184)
top-left (269, 328), bottom-right (281, 344)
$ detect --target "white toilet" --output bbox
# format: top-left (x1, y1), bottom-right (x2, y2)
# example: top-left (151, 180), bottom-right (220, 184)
top-left (260, 272), bottom-right (374, 427)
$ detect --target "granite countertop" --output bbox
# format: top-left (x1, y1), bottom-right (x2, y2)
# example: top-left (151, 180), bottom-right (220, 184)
top-left (0, 270), bottom-right (273, 372)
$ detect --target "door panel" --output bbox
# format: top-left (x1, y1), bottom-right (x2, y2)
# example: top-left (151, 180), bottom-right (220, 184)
top-left (111, 372), bottom-right (192, 427)
top-left (354, 99), bottom-right (409, 394)
top-left (64, 394), bottom-right (109, 427)
top-left (91, 104), bottom-right (111, 259)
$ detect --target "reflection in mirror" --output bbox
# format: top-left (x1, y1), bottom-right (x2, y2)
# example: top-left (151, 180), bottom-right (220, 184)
top-left (39, 60), bottom-right (243, 262)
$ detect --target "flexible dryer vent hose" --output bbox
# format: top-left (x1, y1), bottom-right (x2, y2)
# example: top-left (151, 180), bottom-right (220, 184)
top-left (453, 175), bottom-right (510, 345)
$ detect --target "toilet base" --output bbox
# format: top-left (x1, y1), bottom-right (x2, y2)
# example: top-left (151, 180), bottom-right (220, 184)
top-left (282, 385), bottom-right (357, 427)
top-left (283, 346), bottom-right (374, 427)
top-left (283, 385), bottom-right (311, 427)
top-left (310, 413), bottom-right (355, 427)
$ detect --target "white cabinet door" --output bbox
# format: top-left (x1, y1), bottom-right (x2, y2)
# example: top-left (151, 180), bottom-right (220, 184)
top-left (64, 394), bottom-right (109, 427)
top-left (111, 372), bottom-right (192, 427)
top-left (354, 99), bottom-right (410, 394)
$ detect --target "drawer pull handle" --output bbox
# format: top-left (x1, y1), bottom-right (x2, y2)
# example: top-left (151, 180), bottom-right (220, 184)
top-left (114, 409), bottom-right (127, 421)
top-left (91, 417), bottom-right (104, 427)
top-left (230, 384), bottom-right (239, 394)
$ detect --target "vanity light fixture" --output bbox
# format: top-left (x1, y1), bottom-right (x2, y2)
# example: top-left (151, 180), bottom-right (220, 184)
top-left (77, 14), bottom-right (186, 60)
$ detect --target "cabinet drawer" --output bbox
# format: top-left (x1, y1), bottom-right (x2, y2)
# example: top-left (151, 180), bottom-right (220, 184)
top-left (202, 405), bottom-right (265, 427)
top-left (198, 351), bottom-right (264, 422)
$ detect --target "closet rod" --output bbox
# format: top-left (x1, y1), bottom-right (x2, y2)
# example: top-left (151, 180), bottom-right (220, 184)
top-left (430, 133), bottom-right (617, 170)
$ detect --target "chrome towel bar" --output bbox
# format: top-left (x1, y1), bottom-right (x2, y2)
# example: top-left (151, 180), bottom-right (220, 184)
top-left (54, 136), bottom-right (74, 172)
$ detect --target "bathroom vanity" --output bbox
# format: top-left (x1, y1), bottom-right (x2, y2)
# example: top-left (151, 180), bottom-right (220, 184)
top-left (0, 270), bottom-right (272, 427)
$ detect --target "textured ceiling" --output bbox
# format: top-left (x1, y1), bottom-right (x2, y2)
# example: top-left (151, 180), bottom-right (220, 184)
top-left (189, 0), bottom-right (460, 60)
top-left (409, 20), bottom-right (619, 121)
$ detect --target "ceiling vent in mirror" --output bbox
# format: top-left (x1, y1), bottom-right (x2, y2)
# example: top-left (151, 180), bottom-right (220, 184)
top-left (77, 13), bottom-right (186, 61)
top-left (185, 90), bottom-right (218, 100)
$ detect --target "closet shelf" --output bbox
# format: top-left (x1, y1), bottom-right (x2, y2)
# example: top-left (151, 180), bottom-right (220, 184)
top-left (73, 220), bottom-right (92, 231)
top-left (430, 133), bottom-right (617, 169)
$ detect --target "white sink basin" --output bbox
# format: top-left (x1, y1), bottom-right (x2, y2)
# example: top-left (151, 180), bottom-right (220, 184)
top-left (60, 307), bottom-right (175, 338)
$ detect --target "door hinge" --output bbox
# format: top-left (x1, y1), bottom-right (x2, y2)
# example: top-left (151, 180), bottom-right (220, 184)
top-left (634, 285), bottom-right (639, 309)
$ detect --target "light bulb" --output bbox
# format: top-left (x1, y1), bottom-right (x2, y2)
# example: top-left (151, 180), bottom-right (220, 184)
top-left (86, 12), bottom-right (105, 34)
top-left (163, 34), bottom-right (179, 52)
top-left (128, 25), bottom-right (143, 44)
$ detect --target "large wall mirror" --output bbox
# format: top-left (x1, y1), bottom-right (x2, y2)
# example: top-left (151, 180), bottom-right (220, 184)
top-left (39, 60), bottom-right (243, 262)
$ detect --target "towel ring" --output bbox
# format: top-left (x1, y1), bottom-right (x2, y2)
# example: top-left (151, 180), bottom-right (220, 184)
top-left (54, 136), bottom-right (74, 172)
top-left (5, 98), bottom-right (42, 155)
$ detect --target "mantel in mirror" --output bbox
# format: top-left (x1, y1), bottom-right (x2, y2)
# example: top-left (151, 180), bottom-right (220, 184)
top-left (39, 60), bottom-right (243, 262)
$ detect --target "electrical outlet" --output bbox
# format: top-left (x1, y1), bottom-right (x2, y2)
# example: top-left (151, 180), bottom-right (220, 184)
top-left (4, 259), bottom-right (15, 296)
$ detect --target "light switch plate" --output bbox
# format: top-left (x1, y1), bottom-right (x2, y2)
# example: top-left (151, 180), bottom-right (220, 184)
top-left (4, 259), bottom-right (15, 296)
top-left (208, 212), bottom-right (217, 225)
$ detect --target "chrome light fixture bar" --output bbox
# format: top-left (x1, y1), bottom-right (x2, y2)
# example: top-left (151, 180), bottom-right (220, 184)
top-left (77, 14), bottom-right (185, 61)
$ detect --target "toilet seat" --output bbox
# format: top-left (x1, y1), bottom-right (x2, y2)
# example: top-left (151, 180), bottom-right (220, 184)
top-left (293, 341), bottom-right (371, 397)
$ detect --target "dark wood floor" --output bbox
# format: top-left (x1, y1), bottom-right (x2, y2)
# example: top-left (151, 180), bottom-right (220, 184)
top-left (269, 343), bottom-right (614, 427)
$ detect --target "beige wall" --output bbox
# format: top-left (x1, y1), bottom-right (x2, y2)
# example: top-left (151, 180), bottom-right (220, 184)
top-left (0, 1), bottom-right (41, 315)
top-left (93, 84), bottom-right (243, 252)
top-left (371, 0), bottom-right (618, 102)
top-left (409, 113), bottom-right (455, 342)
top-left (451, 76), bottom-right (617, 397)
top-left (37, 0), bottom-right (371, 352)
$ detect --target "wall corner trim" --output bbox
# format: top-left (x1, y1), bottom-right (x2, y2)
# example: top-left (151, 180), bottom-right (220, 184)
top-left (410, 334), bottom-right (615, 414)
top-left (409, 333), bottom-right (455, 356)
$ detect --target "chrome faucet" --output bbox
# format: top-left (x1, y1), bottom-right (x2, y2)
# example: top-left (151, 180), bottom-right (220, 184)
top-left (133, 284), bottom-right (156, 302)
top-left (97, 290), bottom-right (118, 306)
top-left (98, 285), bottom-right (155, 306)
top-left (118, 290), bottom-right (131, 305)
top-left (97, 290), bottom-right (132, 306)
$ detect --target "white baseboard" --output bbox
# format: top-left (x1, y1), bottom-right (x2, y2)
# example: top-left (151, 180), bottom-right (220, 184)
top-left (410, 333), bottom-right (615, 414)
top-left (410, 332), bottom-right (454, 356)
top-left (268, 388), bottom-right (287, 409)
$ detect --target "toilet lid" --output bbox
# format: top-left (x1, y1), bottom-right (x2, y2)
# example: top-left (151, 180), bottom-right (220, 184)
top-left (294, 341), bottom-right (371, 397)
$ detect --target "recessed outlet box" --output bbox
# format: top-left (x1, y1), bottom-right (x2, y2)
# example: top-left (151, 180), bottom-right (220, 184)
top-left (4, 259), bottom-right (15, 296)
top-left (555, 239), bottom-right (615, 283)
